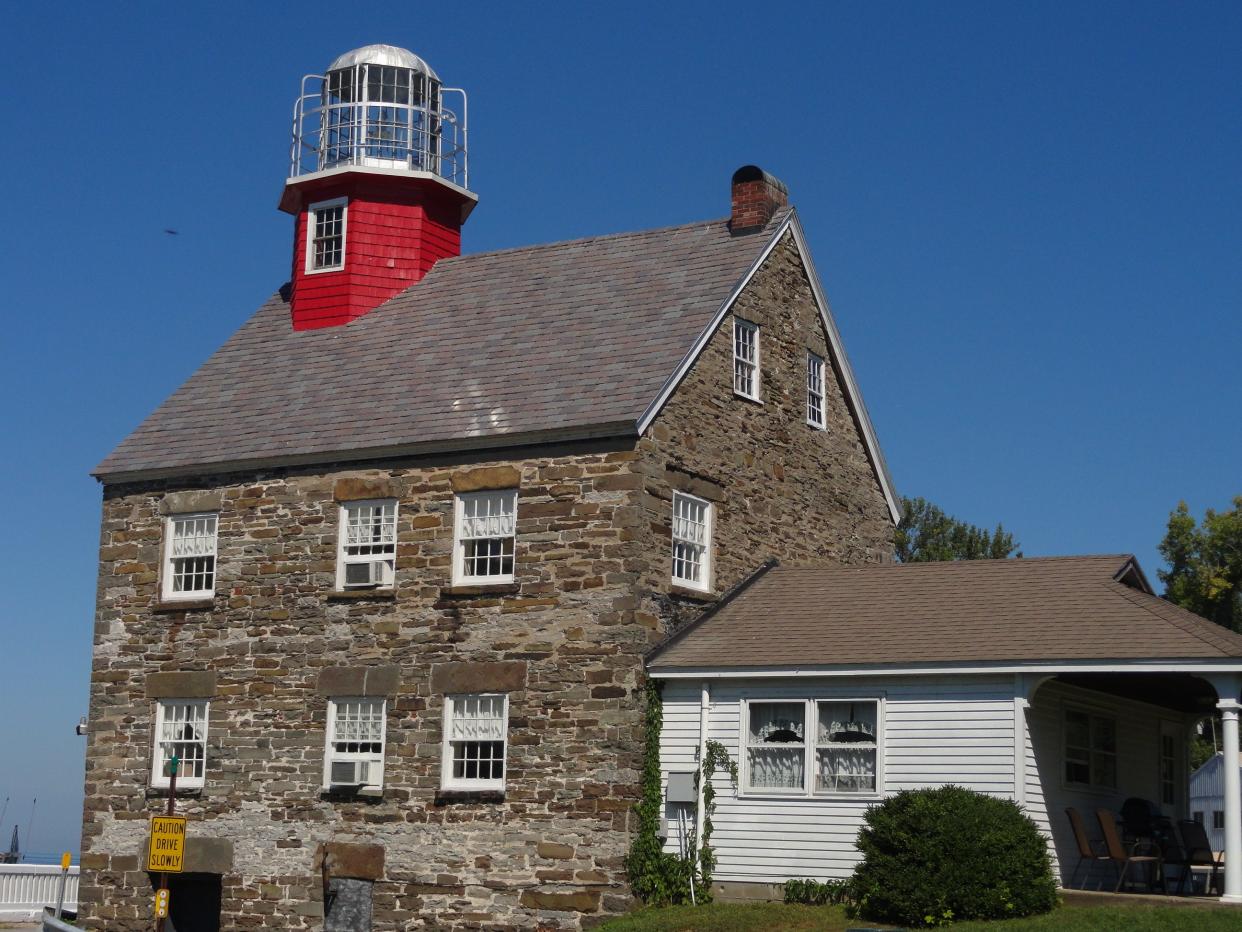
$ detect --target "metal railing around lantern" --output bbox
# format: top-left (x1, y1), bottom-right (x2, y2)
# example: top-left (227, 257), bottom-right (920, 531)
top-left (289, 63), bottom-right (468, 190)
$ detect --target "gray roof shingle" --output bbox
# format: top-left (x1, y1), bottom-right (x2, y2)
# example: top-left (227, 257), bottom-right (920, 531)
top-left (95, 212), bottom-right (791, 479)
top-left (647, 556), bottom-right (1242, 670)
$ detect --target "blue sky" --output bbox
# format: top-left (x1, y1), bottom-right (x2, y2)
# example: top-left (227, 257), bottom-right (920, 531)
top-left (2, 1), bottom-right (1238, 859)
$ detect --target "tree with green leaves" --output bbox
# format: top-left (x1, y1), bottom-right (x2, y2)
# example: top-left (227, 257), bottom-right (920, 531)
top-left (894, 496), bottom-right (1020, 563)
top-left (1159, 496), bottom-right (1242, 632)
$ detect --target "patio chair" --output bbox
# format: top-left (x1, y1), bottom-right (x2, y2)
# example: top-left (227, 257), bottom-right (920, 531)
top-left (1065, 807), bottom-right (1111, 889)
top-left (1097, 808), bottom-right (1164, 893)
top-left (1177, 819), bottom-right (1224, 896)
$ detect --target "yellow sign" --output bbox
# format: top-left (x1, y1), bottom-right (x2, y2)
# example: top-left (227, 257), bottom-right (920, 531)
top-left (60, 851), bottom-right (71, 871)
top-left (154, 887), bottom-right (170, 918)
top-left (147, 816), bottom-right (187, 872)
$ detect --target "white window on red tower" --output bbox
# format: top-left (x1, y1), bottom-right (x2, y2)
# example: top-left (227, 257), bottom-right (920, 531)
top-left (307, 198), bottom-right (347, 272)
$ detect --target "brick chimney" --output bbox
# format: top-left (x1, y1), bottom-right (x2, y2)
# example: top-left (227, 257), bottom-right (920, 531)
top-left (730, 165), bottom-right (788, 234)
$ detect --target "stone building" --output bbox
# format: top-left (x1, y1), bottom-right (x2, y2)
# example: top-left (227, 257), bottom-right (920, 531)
top-left (79, 45), bottom-right (899, 930)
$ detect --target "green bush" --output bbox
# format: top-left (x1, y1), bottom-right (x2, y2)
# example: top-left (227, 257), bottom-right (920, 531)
top-left (783, 877), bottom-right (850, 905)
top-left (851, 785), bottom-right (1057, 926)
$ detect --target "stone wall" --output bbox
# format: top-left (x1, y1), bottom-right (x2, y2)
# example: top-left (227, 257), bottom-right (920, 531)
top-left (81, 441), bottom-right (646, 930)
top-left (79, 231), bottom-right (896, 930)
top-left (634, 231), bottom-right (894, 631)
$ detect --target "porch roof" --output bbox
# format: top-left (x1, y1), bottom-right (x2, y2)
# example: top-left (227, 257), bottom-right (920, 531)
top-left (647, 555), bottom-right (1242, 672)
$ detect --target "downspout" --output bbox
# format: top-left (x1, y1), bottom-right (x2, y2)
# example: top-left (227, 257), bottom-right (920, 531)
top-left (694, 681), bottom-right (711, 855)
top-left (1013, 674), bottom-right (1029, 807)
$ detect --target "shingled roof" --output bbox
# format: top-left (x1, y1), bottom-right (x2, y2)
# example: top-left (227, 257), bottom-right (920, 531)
top-left (95, 210), bottom-right (797, 479)
top-left (647, 555), bottom-right (1242, 670)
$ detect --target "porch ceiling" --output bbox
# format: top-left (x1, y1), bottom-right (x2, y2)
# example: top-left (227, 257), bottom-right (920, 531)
top-left (1054, 672), bottom-right (1219, 713)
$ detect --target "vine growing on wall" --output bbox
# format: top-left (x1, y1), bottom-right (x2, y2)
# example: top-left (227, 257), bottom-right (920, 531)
top-left (625, 679), bottom-right (738, 906)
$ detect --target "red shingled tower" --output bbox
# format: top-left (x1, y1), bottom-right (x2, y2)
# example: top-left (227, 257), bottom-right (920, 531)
top-left (279, 44), bottom-right (476, 331)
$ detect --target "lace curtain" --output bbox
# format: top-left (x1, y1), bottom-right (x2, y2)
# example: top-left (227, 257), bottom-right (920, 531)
top-left (748, 702), bottom-right (805, 790)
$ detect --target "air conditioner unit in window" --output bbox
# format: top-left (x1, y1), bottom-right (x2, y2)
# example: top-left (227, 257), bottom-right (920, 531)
top-left (343, 560), bottom-right (389, 588)
top-left (329, 759), bottom-right (374, 787)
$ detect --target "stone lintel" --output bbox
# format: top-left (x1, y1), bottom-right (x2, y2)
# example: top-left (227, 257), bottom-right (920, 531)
top-left (145, 670), bottom-right (217, 699)
top-left (431, 660), bottom-right (527, 694)
top-left (662, 466), bottom-right (726, 503)
top-left (333, 477), bottom-right (398, 502)
top-left (519, 889), bottom-right (601, 912)
top-left (159, 491), bottom-right (222, 515)
top-left (316, 665), bottom-right (401, 697)
top-left (319, 841), bottom-right (385, 881)
top-left (449, 465), bottom-right (521, 493)
top-left (140, 836), bottom-right (233, 874)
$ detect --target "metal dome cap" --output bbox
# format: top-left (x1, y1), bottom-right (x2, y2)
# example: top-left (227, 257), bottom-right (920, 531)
top-left (326, 44), bottom-right (439, 80)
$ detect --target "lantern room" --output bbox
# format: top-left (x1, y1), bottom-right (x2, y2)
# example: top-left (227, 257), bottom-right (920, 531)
top-left (279, 44), bottom-right (477, 331)
top-left (288, 44), bottom-right (468, 187)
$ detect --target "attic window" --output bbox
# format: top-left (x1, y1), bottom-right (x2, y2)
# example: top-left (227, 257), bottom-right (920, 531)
top-left (308, 198), bottom-right (347, 272)
top-left (807, 351), bottom-right (826, 429)
top-left (163, 513), bottom-right (218, 601)
top-left (733, 319), bottom-right (760, 400)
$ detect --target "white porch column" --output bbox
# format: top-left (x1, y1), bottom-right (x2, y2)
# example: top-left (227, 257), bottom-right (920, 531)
top-left (1219, 697), bottom-right (1242, 903)
top-left (694, 681), bottom-right (710, 855)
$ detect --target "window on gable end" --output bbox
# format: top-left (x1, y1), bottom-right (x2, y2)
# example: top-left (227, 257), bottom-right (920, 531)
top-left (671, 491), bottom-right (712, 591)
top-left (307, 198), bottom-right (347, 273)
top-left (807, 351), bottom-right (826, 429)
top-left (453, 490), bottom-right (517, 585)
top-left (152, 699), bottom-right (208, 789)
top-left (337, 500), bottom-right (397, 590)
top-left (733, 318), bottom-right (760, 400)
top-left (163, 513), bottom-right (218, 601)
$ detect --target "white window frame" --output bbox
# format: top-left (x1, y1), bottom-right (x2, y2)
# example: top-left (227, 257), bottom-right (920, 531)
top-left (305, 197), bottom-right (348, 274)
top-left (441, 693), bottom-right (509, 792)
top-left (336, 499), bottom-right (398, 590)
top-left (733, 318), bottom-right (760, 401)
top-left (323, 697), bottom-right (387, 792)
top-left (151, 699), bottom-right (209, 789)
top-left (1062, 704), bottom-right (1118, 791)
top-left (161, 512), bottom-right (218, 602)
top-left (670, 492), bottom-right (713, 592)
top-left (452, 490), bottom-right (518, 586)
top-left (740, 697), bottom-right (884, 799)
top-left (806, 350), bottom-right (826, 429)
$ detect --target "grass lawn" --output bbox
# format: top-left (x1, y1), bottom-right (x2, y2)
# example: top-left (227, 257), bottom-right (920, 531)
top-left (596, 901), bottom-right (1242, 931)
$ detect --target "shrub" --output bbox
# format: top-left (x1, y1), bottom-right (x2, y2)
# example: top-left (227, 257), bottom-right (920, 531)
top-left (851, 785), bottom-right (1057, 926)
top-left (783, 877), bottom-right (850, 905)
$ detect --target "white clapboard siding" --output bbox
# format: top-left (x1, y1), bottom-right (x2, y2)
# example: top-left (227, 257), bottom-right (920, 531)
top-left (659, 675), bottom-right (1018, 882)
top-left (1022, 680), bottom-right (1188, 885)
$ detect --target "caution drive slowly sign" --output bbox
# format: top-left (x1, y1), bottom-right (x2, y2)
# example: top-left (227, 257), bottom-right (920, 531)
top-left (147, 816), bottom-right (187, 872)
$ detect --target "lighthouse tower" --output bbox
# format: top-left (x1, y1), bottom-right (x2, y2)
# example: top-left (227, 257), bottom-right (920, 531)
top-left (279, 45), bottom-right (476, 330)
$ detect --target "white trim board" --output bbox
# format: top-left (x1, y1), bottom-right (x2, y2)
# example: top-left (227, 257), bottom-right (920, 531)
top-left (635, 209), bottom-right (902, 525)
top-left (649, 659), bottom-right (1242, 679)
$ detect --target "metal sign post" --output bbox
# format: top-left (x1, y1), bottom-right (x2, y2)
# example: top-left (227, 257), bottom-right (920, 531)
top-left (54, 851), bottom-right (71, 918)
top-left (152, 755), bottom-right (180, 932)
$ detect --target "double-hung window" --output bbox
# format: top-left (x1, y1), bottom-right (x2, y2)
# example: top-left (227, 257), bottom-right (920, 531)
top-left (743, 698), bottom-right (881, 796)
top-left (338, 500), bottom-right (397, 589)
top-left (442, 694), bottom-right (508, 791)
top-left (152, 700), bottom-right (208, 789)
top-left (806, 351), bottom-right (826, 429)
top-left (1064, 707), bottom-right (1117, 789)
top-left (453, 490), bottom-right (517, 585)
top-left (324, 698), bottom-right (386, 791)
top-left (671, 492), bottom-right (712, 591)
top-left (733, 319), bottom-right (760, 400)
top-left (307, 198), bottom-right (347, 272)
top-left (163, 513), bottom-right (218, 601)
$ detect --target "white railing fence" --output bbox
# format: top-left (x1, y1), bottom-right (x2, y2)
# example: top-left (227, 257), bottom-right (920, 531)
top-left (0, 863), bottom-right (79, 920)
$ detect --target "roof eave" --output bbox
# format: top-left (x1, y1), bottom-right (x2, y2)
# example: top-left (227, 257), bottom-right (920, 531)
top-left (647, 657), bottom-right (1242, 678)
top-left (93, 419), bottom-right (639, 485)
